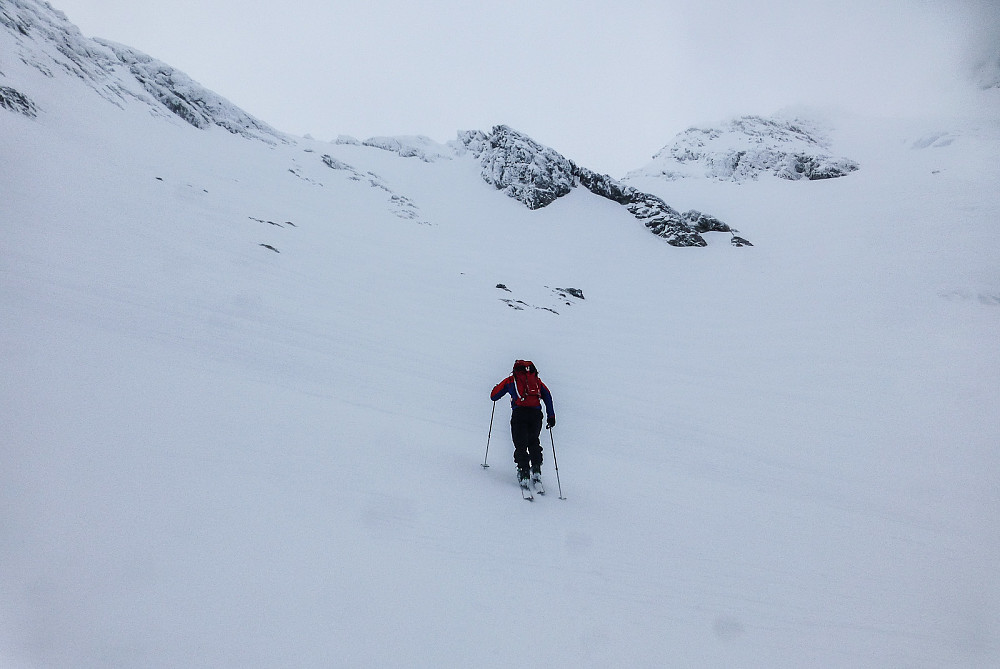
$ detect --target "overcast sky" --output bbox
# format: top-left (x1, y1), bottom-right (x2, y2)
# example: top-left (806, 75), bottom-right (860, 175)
top-left (53, 0), bottom-right (999, 175)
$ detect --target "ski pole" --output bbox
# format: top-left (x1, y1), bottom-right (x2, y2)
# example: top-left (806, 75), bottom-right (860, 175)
top-left (548, 426), bottom-right (566, 500)
top-left (482, 401), bottom-right (496, 468)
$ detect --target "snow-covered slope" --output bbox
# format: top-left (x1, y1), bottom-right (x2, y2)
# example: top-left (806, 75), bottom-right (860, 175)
top-left (974, 43), bottom-right (1000, 90)
top-left (0, 0), bottom-right (285, 142)
top-left (3, 2), bottom-right (1000, 668)
top-left (627, 114), bottom-right (860, 183)
top-left (977, 60), bottom-right (1000, 89)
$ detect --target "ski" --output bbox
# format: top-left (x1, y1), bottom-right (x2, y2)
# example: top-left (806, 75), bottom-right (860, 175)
top-left (519, 477), bottom-right (534, 501)
top-left (531, 474), bottom-right (546, 496)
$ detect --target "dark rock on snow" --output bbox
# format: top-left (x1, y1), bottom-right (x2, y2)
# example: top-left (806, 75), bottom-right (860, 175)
top-left (0, 85), bottom-right (37, 117)
top-left (460, 125), bottom-right (744, 247)
top-left (458, 126), bottom-right (575, 210)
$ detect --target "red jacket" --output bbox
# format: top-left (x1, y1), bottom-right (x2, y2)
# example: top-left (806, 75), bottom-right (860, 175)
top-left (491, 375), bottom-right (555, 417)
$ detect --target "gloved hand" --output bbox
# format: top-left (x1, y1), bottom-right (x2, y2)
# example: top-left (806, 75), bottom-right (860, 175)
top-left (546, 415), bottom-right (556, 429)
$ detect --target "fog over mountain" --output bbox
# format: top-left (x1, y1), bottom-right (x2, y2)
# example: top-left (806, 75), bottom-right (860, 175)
top-left (48, 0), bottom-right (1000, 176)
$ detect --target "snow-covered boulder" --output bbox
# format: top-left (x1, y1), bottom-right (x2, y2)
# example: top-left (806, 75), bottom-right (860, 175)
top-left (628, 115), bottom-right (859, 183)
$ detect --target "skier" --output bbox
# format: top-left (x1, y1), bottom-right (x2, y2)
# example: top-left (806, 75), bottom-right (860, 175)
top-left (490, 360), bottom-right (555, 488)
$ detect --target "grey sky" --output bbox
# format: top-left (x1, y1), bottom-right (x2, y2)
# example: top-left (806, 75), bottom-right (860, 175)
top-left (53, 0), bottom-right (999, 175)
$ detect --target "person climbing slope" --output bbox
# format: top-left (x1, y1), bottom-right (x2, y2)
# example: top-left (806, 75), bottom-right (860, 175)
top-left (490, 360), bottom-right (555, 491)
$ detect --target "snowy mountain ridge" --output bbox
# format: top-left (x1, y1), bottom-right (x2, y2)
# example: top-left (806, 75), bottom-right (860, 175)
top-left (0, 0), bottom-right (285, 143)
top-left (324, 125), bottom-right (746, 246)
top-left (0, 0), bottom-right (744, 247)
top-left (334, 133), bottom-right (456, 163)
top-left (627, 114), bottom-right (860, 183)
top-left (94, 38), bottom-right (287, 144)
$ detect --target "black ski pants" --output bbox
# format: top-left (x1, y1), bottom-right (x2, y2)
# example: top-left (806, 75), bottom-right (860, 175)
top-left (510, 407), bottom-right (544, 475)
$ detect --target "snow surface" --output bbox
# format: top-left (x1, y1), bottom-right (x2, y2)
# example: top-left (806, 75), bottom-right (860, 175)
top-left (3, 2), bottom-right (1000, 668)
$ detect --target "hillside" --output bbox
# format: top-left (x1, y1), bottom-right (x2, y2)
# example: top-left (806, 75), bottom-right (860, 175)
top-left (3, 1), bottom-right (999, 667)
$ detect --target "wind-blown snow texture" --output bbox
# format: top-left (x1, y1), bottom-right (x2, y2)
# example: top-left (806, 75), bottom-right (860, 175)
top-left (627, 115), bottom-right (860, 183)
top-left (3, 1), bottom-right (1000, 668)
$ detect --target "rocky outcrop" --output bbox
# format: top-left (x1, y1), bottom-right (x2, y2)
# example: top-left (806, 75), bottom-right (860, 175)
top-left (458, 126), bottom-right (575, 210)
top-left (459, 125), bottom-right (747, 247)
top-left (574, 166), bottom-right (714, 246)
top-left (0, 85), bottom-right (37, 117)
top-left (628, 115), bottom-right (859, 183)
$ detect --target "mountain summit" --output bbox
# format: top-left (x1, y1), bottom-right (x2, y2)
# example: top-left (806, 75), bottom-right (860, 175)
top-left (627, 115), bottom-right (860, 183)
